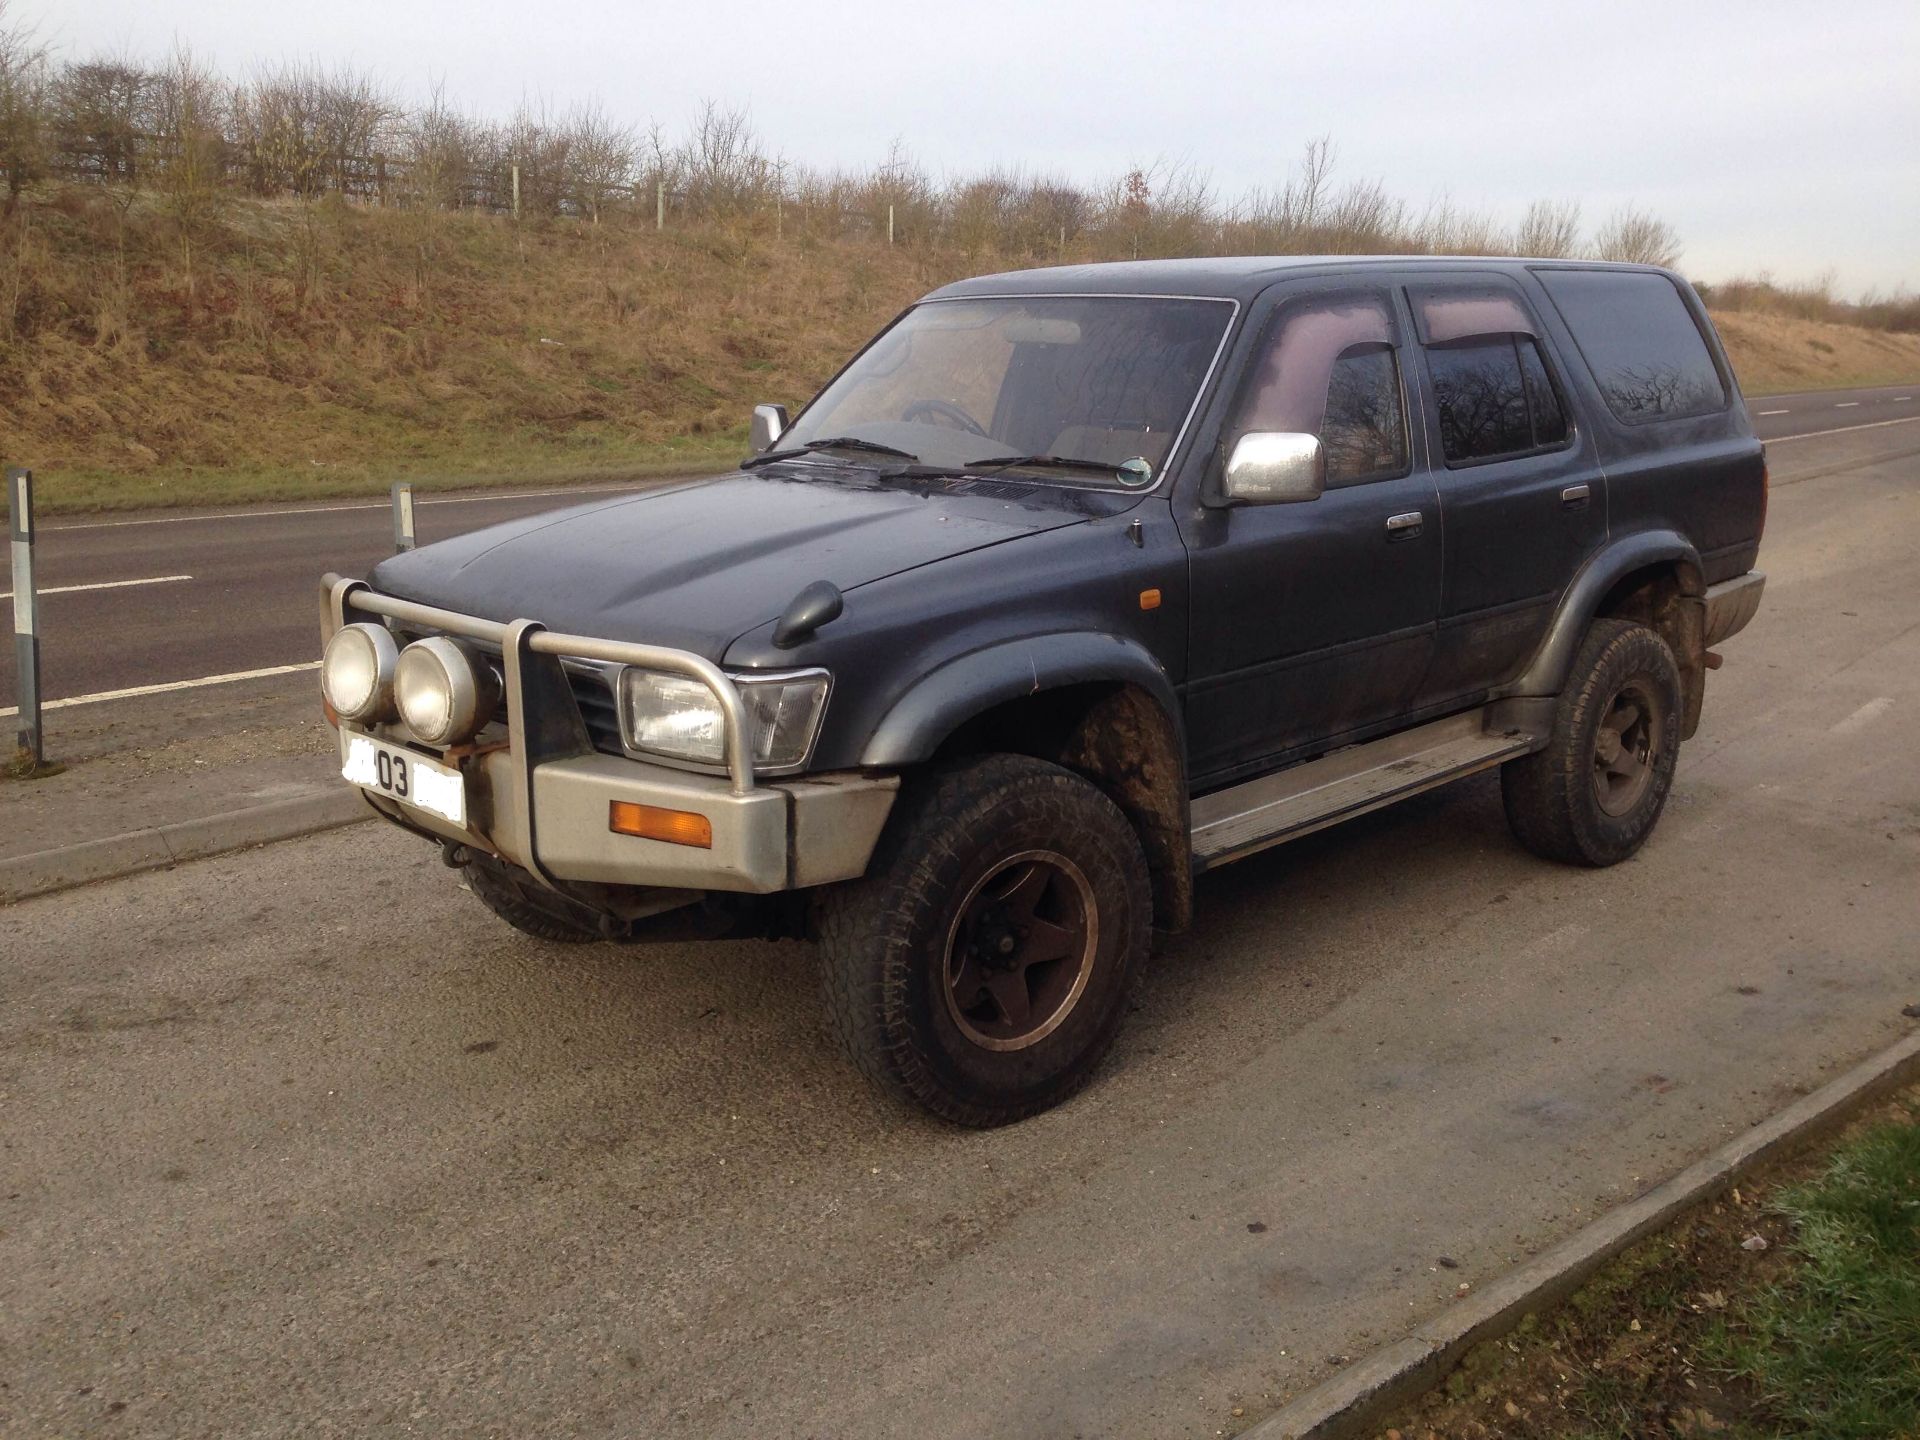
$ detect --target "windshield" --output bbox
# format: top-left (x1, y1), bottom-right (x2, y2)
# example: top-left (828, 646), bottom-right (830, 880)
top-left (774, 295), bottom-right (1234, 484)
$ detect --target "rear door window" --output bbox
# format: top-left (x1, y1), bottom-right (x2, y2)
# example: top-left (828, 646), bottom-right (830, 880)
top-left (1236, 292), bottom-right (1410, 487)
top-left (1534, 268), bottom-right (1728, 422)
top-left (1410, 282), bottom-right (1574, 467)
top-left (1425, 334), bottom-right (1572, 465)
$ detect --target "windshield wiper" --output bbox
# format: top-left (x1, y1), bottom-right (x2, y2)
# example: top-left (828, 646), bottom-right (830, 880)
top-left (970, 453), bottom-right (1124, 478)
top-left (743, 436), bottom-right (921, 469)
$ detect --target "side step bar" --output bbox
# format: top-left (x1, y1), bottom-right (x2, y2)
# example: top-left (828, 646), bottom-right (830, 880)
top-left (1189, 708), bottom-right (1539, 870)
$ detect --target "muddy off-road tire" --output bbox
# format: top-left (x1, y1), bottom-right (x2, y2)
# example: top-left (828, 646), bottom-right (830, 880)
top-left (818, 754), bottom-right (1151, 1127)
top-left (465, 855), bottom-right (603, 943)
top-left (1503, 618), bottom-right (1683, 867)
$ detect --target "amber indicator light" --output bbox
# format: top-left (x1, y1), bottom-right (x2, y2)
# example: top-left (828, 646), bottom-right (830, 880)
top-left (609, 800), bottom-right (714, 849)
top-left (1139, 588), bottom-right (1162, 611)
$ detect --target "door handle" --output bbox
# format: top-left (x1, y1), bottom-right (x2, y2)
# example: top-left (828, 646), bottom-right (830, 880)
top-left (1560, 483), bottom-right (1592, 509)
top-left (1385, 511), bottom-right (1424, 540)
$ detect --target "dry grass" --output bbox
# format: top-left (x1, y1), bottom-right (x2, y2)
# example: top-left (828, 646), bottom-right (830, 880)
top-left (1706, 310), bottom-right (1920, 395)
top-left (0, 187), bottom-right (964, 510)
top-left (1, 188), bottom-right (1913, 515)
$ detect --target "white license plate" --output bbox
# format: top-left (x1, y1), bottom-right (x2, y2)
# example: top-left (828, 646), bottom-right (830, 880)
top-left (342, 734), bottom-right (467, 827)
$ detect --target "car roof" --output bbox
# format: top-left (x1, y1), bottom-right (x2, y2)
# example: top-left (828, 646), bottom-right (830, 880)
top-left (924, 255), bottom-right (1678, 304)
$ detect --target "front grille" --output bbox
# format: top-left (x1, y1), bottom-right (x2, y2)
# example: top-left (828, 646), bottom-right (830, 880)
top-left (566, 666), bottom-right (626, 757)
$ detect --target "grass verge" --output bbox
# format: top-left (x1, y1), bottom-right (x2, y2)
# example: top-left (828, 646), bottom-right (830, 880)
top-left (1376, 1084), bottom-right (1920, 1439)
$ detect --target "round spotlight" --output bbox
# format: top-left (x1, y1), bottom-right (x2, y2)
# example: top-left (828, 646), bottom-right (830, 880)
top-left (395, 636), bottom-right (500, 746)
top-left (321, 622), bottom-right (399, 723)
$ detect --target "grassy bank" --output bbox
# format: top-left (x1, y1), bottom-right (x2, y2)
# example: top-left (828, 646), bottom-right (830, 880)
top-left (3, 188), bottom-right (962, 513)
top-left (3, 190), bottom-right (1917, 515)
top-left (1376, 1084), bottom-right (1920, 1439)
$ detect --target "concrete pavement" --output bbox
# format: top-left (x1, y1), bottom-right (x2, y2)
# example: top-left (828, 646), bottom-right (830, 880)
top-left (2, 424), bottom-right (1917, 1438)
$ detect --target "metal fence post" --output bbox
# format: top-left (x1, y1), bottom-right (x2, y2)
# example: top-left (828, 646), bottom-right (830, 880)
top-left (656, 180), bottom-right (664, 231)
top-left (8, 466), bottom-right (42, 769)
top-left (391, 481), bottom-right (416, 553)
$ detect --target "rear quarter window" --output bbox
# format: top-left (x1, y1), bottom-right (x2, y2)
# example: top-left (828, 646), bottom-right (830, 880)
top-left (1535, 269), bottom-right (1728, 423)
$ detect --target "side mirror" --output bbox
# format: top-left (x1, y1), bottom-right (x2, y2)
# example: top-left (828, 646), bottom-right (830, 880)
top-left (750, 404), bottom-right (789, 454)
top-left (1221, 432), bottom-right (1325, 505)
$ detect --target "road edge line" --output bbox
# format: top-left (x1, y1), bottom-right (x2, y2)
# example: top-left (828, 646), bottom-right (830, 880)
top-left (0, 790), bottom-right (372, 904)
top-left (1241, 1027), bottom-right (1920, 1440)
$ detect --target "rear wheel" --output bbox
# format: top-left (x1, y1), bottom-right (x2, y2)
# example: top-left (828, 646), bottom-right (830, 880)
top-left (818, 754), bottom-right (1151, 1127)
top-left (1502, 618), bottom-right (1682, 866)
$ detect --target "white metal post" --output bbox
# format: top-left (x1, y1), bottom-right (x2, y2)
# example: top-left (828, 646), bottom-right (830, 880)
top-left (8, 467), bottom-right (42, 769)
top-left (391, 481), bottom-right (416, 552)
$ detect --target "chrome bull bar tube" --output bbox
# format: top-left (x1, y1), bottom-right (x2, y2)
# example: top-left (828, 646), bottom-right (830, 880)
top-left (321, 573), bottom-right (757, 797)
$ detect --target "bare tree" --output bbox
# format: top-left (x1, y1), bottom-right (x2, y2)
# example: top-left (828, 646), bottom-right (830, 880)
top-left (1515, 198), bottom-right (1581, 258)
top-left (1293, 134), bottom-right (1335, 233)
top-left (679, 101), bottom-right (770, 219)
top-left (404, 79), bottom-right (481, 210)
top-left (0, 1), bottom-right (49, 213)
top-left (1594, 204), bottom-right (1681, 266)
top-left (51, 55), bottom-right (146, 185)
top-left (150, 45), bottom-right (228, 294)
top-left (565, 99), bottom-right (636, 223)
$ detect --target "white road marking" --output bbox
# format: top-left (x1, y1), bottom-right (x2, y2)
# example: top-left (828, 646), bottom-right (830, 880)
top-left (44, 480), bottom-right (667, 533)
top-left (0, 573), bottom-right (191, 601)
top-left (1766, 415), bottom-right (1920, 444)
top-left (1898, 397), bottom-right (1913, 402)
top-left (1756, 408), bottom-right (1790, 415)
top-left (1835, 401), bottom-right (1860, 408)
top-left (0, 661), bottom-right (319, 718)
top-left (1830, 696), bottom-right (1895, 737)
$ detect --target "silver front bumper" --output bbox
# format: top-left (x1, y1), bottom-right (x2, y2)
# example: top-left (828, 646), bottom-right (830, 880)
top-left (342, 729), bottom-right (897, 892)
top-left (322, 575), bottom-right (897, 894)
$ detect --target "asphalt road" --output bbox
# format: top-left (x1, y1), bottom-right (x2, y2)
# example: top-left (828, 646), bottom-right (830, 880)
top-left (2, 385), bottom-right (1915, 716)
top-left (2, 424), bottom-right (1917, 1438)
top-left (0, 478), bottom-right (690, 716)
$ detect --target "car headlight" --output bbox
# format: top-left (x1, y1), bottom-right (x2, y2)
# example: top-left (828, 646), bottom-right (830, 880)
top-left (322, 622), bottom-right (399, 723)
top-left (394, 636), bottom-right (501, 746)
top-left (618, 669), bottom-right (829, 771)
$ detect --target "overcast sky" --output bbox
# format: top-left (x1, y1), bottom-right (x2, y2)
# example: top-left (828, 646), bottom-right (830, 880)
top-left (20, 0), bottom-right (1919, 295)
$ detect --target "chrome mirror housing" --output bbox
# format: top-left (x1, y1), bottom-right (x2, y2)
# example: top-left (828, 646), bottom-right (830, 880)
top-left (750, 404), bottom-right (789, 454)
top-left (1222, 432), bottom-right (1326, 505)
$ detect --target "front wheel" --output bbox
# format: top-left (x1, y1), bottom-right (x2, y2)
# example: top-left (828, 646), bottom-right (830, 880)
top-left (817, 754), bottom-right (1151, 1127)
top-left (465, 854), bottom-right (603, 943)
top-left (1502, 618), bottom-right (1682, 866)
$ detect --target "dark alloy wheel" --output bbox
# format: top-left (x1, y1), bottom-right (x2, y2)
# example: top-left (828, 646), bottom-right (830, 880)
top-left (944, 851), bottom-right (1098, 1051)
top-left (1503, 618), bottom-right (1683, 867)
top-left (1591, 679), bottom-right (1666, 818)
top-left (818, 754), bottom-right (1151, 1127)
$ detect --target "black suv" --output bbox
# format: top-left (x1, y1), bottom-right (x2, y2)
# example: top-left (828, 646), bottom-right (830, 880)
top-left (320, 256), bottom-right (1766, 1126)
